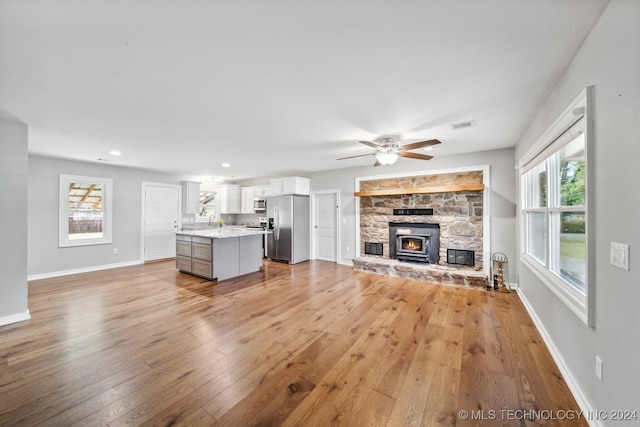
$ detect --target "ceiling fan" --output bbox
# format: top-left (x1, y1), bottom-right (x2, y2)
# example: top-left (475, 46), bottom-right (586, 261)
top-left (337, 137), bottom-right (441, 166)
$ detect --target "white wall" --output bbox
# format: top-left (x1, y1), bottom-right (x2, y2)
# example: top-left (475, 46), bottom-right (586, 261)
top-left (28, 155), bottom-right (196, 277)
top-left (310, 147), bottom-right (516, 268)
top-left (0, 119), bottom-right (30, 325)
top-left (515, 0), bottom-right (640, 419)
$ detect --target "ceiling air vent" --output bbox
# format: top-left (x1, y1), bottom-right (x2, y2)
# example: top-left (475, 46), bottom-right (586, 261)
top-left (97, 158), bottom-right (114, 163)
top-left (451, 120), bottom-right (477, 130)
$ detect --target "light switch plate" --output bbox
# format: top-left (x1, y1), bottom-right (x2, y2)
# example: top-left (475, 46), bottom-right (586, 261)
top-left (610, 242), bottom-right (630, 270)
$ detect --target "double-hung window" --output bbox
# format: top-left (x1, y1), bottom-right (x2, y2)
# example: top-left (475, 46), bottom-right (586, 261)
top-left (520, 87), bottom-right (594, 326)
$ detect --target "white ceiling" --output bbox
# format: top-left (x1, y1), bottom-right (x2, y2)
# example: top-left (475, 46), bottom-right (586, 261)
top-left (0, 0), bottom-right (609, 180)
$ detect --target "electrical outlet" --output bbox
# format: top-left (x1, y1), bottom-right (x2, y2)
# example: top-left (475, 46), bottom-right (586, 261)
top-left (113, 248), bottom-right (118, 255)
top-left (346, 246), bottom-right (350, 253)
top-left (595, 355), bottom-right (603, 381)
top-left (610, 242), bottom-right (630, 270)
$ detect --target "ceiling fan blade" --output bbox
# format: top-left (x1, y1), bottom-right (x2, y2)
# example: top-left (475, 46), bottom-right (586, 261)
top-left (337, 153), bottom-right (375, 160)
top-left (398, 151), bottom-right (434, 161)
top-left (399, 139), bottom-right (441, 151)
top-left (373, 160), bottom-right (382, 167)
top-left (359, 140), bottom-right (380, 149)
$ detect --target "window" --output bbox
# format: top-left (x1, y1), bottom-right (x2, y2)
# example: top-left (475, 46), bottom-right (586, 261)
top-left (520, 87), bottom-right (594, 326)
top-left (196, 191), bottom-right (217, 221)
top-left (59, 174), bottom-right (113, 247)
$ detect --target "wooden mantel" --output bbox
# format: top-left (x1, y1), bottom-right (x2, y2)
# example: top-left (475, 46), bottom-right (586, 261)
top-left (354, 183), bottom-right (485, 197)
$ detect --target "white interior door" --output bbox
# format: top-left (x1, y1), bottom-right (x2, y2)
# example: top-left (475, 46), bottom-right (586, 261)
top-left (143, 183), bottom-right (180, 261)
top-left (313, 192), bottom-right (338, 262)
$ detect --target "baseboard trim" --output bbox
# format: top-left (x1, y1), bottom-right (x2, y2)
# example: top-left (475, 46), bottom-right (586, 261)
top-left (0, 310), bottom-right (31, 327)
top-left (516, 288), bottom-right (602, 427)
top-left (28, 260), bottom-right (143, 282)
top-left (338, 259), bottom-right (354, 267)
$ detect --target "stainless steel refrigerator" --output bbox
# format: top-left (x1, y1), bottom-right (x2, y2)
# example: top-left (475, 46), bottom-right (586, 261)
top-left (266, 195), bottom-right (310, 264)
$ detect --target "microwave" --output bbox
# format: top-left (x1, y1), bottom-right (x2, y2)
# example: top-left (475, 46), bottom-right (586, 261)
top-left (253, 197), bottom-right (266, 211)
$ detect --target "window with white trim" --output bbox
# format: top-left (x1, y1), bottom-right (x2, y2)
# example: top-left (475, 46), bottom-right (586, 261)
top-left (59, 174), bottom-right (113, 247)
top-left (520, 87), bottom-right (594, 326)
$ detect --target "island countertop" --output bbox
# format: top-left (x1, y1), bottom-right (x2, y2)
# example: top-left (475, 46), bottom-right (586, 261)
top-left (176, 227), bottom-right (270, 239)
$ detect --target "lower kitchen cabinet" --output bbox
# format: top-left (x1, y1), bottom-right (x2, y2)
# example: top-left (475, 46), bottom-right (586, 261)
top-left (176, 235), bottom-right (214, 279)
top-left (176, 232), bottom-right (264, 281)
top-left (176, 255), bottom-right (192, 272)
top-left (192, 259), bottom-right (212, 277)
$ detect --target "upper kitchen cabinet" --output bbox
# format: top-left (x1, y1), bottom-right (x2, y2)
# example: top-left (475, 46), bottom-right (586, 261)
top-left (182, 181), bottom-right (201, 214)
top-left (253, 185), bottom-right (271, 197)
top-left (240, 187), bottom-right (255, 214)
top-left (241, 185), bottom-right (271, 213)
top-left (219, 184), bottom-right (241, 214)
top-left (270, 177), bottom-right (310, 195)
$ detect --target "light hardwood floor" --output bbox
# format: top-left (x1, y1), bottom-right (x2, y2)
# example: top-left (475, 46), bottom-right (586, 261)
top-left (0, 260), bottom-right (586, 426)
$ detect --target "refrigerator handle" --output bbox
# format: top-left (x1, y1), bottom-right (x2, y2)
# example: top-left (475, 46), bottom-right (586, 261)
top-left (275, 204), bottom-right (280, 240)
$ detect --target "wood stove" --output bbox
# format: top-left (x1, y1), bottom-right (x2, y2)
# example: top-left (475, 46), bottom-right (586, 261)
top-left (389, 222), bottom-right (440, 264)
top-left (396, 234), bottom-right (430, 262)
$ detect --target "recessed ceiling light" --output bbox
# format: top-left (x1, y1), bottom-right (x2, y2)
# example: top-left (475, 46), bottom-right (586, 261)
top-left (222, 163), bottom-right (230, 168)
top-left (423, 147), bottom-right (433, 151)
top-left (109, 150), bottom-right (122, 156)
top-left (213, 177), bottom-right (225, 182)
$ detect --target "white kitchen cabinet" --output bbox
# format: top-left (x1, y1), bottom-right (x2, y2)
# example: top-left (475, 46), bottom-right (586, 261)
top-left (219, 184), bottom-right (241, 214)
top-left (240, 186), bottom-right (255, 214)
top-left (270, 177), bottom-right (310, 195)
top-left (254, 185), bottom-right (271, 197)
top-left (182, 181), bottom-right (201, 214)
top-left (270, 179), bottom-right (284, 195)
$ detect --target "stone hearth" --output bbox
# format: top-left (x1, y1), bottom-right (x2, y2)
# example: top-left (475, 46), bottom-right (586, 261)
top-left (353, 256), bottom-right (488, 289)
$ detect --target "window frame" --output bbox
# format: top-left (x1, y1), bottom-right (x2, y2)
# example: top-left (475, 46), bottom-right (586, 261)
top-left (59, 174), bottom-right (113, 248)
top-left (519, 87), bottom-right (595, 327)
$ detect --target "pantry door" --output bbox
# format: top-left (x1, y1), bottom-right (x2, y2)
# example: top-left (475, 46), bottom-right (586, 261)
top-left (142, 182), bottom-right (181, 261)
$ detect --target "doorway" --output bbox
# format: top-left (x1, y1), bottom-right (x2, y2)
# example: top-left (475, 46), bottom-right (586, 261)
top-left (310, 190), bottom-right (340, 262)
top-left (141, 182), bottom-right (181, 261)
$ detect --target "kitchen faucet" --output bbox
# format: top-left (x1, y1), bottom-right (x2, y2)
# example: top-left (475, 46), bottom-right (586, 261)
top-left (209, 215), bottom-right (215, 227)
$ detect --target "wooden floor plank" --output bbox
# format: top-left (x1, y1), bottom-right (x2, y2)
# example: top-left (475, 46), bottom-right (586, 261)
top-left (282, 302), bottom-right (403, 426)
top-left (386, 323), bottom-right (446, 427)
top-left (353, 389), bottom-right (396, 427)
top-left (421, 363), bottom-right (460, 427)
top-left (372, 283), bottom-right (438, 398)
top-left (0, 259), bottom-right (586, 426)
top-left (207, 333), bottom-right (333, 426)
top-left (456, 289), bottom-right (491, 427)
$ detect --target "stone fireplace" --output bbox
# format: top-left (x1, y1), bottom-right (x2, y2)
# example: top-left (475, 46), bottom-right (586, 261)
top-left (359, 170), bottom-right (484, 270)
top-left (354, 170), bottom-right (488, 288)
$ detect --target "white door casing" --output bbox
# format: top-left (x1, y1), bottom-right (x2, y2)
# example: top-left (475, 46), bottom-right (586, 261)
top-left (311, 190), bottom-right (340, 262)
top-left (141, 182), bottom-right (181, 261)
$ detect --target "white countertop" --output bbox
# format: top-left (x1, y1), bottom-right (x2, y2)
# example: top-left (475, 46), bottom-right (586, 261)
top-left (176, 227), bottom-right (270, 239)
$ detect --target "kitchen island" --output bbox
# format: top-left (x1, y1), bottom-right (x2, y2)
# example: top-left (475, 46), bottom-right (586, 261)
top-left (176, 228), bottom-right (269, 281)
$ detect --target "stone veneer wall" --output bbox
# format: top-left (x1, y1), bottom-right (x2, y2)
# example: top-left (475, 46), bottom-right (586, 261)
top-left (359, 171), bottom-right (483, 270)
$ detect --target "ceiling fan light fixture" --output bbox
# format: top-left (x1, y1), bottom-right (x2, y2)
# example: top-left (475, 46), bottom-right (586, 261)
top-left (376, 152), bottom-right (398, 165)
